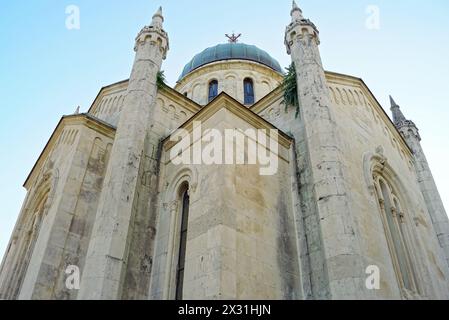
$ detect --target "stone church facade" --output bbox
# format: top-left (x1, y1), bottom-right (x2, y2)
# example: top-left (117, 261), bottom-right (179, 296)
top-left (1, 3), bottom-right (449, 300)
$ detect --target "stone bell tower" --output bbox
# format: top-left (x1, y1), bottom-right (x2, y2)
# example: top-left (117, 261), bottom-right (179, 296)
top-left (284, 1), bottom-right (367, 299)
top-left (78, 7), bottom-right (169, 300)
top-left (390, 96), bottom-right (449, 268)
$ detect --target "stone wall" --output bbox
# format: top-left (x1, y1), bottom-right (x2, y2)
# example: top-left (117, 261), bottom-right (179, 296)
top-left (150, 100), bottom-right (302, 299)
top-left (0, 115), bottom-right (115, 299)
top-left (326, 73), bottom-right (449, 299)
top-left (175, 60), bottom-right (282, 107)
top-left (120, 88), bottom-right (199, 300)
top-left (254, 71), bottom-right (449, 299)
top-left (89, 81), bottom-right (128, 127)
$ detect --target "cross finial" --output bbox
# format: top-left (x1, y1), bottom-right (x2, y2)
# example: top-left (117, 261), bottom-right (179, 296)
top-left (225, 33), bottom-right (242, 43)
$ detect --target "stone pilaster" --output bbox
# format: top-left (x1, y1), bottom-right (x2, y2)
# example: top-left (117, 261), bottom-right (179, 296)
top-left (78, 7), bottom-right (169, 300)
top-left (284, 1), bottom-right (367, 299)
top-left (390, 97), bottom-right (449, 268)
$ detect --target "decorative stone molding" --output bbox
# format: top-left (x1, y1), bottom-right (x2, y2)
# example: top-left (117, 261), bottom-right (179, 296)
top-left (134, 25), bottom-right (169, 59)
top-left (363, 150), bottom-right (388, 196)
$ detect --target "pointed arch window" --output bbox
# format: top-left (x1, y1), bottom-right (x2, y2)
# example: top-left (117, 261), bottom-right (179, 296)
top-left (244, 78), bottom-right (255, 105)
top-left (208, 80), bottom-right (218, 102)
top-left (374, 175), bottom-right (418, 294)
top-left (175, 188), bottom-right (190, 300)
top-left (7, 190), bottom-right (48, 299)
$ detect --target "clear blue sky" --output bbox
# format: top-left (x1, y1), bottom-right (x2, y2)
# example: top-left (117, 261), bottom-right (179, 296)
top-left (1, 0), bottom-right (448, 259)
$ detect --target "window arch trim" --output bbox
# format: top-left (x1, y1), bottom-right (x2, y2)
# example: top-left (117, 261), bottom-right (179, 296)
top-left (363, 150), bottom-right (423, 298)
top-left (159, 167), bottom-right (198, 300)
top-left (243, 77), bottom-right (255, 105)
top-left (175, 184), bottom-right (190, 300)
top-left (373, 174), bottom-right (419, 295)
top-left (208, 79), bottom-right (219, 102)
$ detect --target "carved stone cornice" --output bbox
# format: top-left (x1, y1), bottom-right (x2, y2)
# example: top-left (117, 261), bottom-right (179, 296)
top-left (134, 25), bottom-right (169, 59)
top-left (285, 18), bottom-right (320, 54)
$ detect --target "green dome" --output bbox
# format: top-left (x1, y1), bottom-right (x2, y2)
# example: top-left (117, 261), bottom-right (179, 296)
top-left (178, 43), bottom-right (283, 81)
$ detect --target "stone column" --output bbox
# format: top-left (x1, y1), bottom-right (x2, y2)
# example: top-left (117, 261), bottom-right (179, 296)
top-left (284, 1), bottom-right (367, 299)
top-left (78, 7), bottom-right (169, 300)
top-left (390, 97), bottom-right (449, 268)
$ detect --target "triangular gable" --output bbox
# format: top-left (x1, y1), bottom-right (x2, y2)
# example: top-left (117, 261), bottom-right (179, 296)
top-left (325, 71), bottom-right (413, 157)
top-left (24, 114), bottom-right (116, 189)
top-left (87, 80), bottom-right (202, 115)
top-left (162, 92), bottom-right (293, 151)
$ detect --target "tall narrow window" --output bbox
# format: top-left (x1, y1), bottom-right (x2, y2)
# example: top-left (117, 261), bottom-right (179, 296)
top-left (374, 176), bottom-right (418, 294)
top-left (244, 78), bottom-right (255, 105)
top-left (175, 189), bottom-right (190, 300)
top-left (9, 192), bottom-right (47, 299)
top-left (208, 80), bottom-right (218, 102)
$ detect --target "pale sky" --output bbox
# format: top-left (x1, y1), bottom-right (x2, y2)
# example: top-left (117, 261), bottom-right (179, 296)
top-left (0, 0), bottom-right (448, 259)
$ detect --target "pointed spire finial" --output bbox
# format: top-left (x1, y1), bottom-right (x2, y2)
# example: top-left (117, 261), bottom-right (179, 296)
top-left (74, 106), bottom-right (80, 114)
top-left (151, 6), bottom-right (164, 28)
top-left (291, 0), bottom-right (304, 21)
top-left (292, 0), bottom-right (299, 10)
top-left (154, 6), bottom-right (163, 18)
top-left (390, 95), bottom-right (398, 108)
top-left (389, 95), bottom-right (407, 126)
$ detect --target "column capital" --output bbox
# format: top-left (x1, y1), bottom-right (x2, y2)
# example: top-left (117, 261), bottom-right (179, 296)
top-left (134, 6), bottom-right (169, 59)
top-left (285, 5), bottom-right (320, 54)
top-left (134, 25), bottom-right (169, 59)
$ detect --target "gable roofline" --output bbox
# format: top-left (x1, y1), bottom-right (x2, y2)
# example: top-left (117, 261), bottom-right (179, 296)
top-left (162, 91), bottom-right (293, 151)
top-left (325, 71), bottom-right (414, 157)
top-left (251, 70), bottom-right (413, 158)
top-left (87, 79), bottom-right (129, 113)
top-left (158, 83), bottom-right (202, 114)
top-left (250, 85), bottom-right (284, 114)
top-left (87, 80), bottom-right (202, 115)
top-left (23, 114), bottom-right (116, 189)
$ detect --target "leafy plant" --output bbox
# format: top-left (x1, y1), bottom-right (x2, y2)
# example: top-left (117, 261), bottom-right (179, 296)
top-left (281, 63), bottom-right (300, 118)
top-left (157, 70), bottom-right (166, 89)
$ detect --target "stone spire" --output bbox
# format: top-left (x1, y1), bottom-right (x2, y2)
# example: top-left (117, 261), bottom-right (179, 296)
top-left (78, 5), bottom-right (169, 300)
top-left (390, 95), bottom-right (407, 126)
top-left (135, 6), bottom-right (169, 59)
top-left (285, 2), bottom-right (320, 55)
top-left (151, 6), bottom-right (164, 29)
top-left (291, 1), bottom-right (304, 21)
top-left (389, 95), bottom-right (418, 139)
top-left (389, 95), bottom-right (449, 269)
top-left (284, 2), bottom-right (366, 299)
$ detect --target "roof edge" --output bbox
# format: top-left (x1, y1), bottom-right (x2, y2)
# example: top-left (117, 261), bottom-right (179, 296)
top-left (23, 114), bottom-right (116, 189)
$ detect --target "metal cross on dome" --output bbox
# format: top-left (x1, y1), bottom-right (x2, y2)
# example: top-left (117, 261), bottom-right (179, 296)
top-left (225, 33), bottom-right (242, 43)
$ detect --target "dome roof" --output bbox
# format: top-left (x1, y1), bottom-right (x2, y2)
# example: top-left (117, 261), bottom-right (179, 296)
top-left (178, 43), bottom-right (283, 81)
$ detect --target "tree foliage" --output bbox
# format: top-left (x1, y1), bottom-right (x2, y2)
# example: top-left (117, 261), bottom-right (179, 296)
top-left (281, 63), bottom-right (300, 118)
top-left (157, 70), bottom-right (166, 89)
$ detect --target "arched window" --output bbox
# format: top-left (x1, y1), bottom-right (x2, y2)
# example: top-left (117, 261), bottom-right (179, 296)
top-left (208, 80), bottom-right (218, 102)
top-left (374, 175), bottom-right (418, 294)
top-left (244, 78), bottom-right (255, 105)
top-left (6, 190), bottom-right (48, 299)
top-left (175, 188), bottom-right (190, 300)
